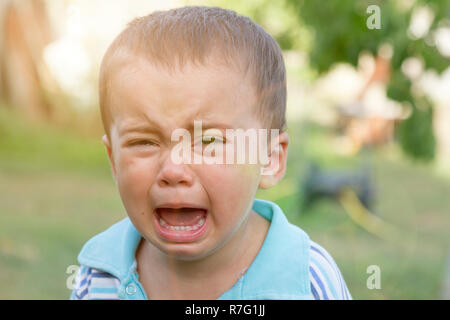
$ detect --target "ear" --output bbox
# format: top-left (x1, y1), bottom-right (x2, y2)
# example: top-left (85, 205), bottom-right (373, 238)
top-left (258, 131), bottom-right (289, 189)
top-left (102, 134), bottom-right (118, 183)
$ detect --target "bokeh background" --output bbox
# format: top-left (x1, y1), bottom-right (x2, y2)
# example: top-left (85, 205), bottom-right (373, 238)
top-left (1, 0), bottom-right (449, 299)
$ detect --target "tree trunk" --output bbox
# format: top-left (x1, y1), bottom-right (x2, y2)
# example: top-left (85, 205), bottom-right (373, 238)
top-left (0, 0), bottom-right (55, 120)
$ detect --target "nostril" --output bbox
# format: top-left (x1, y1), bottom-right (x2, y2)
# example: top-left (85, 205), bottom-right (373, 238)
top-left (158, 178), bottom-right (171, 187)
top-left (157, 165), bottom-right (194, 187)
top-left (157, 174), bottom-right (192, 187)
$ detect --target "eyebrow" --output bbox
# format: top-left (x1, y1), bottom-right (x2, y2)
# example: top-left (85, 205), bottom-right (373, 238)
top-left (119, 125), bottom-right (158, 135)
top-left (187, 121), bottom-right (235, 130)
top-left (117, 117), bottom-right (162, 136)
top-left (118, 118), bottom-right (235, 136)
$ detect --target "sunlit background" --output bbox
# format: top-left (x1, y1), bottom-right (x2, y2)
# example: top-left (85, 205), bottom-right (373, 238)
top-left (0, 0), bottom-right (449, 299)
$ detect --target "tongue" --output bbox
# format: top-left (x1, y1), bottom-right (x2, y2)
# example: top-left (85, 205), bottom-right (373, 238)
top-left (157, 208), bottom-right (205, 226)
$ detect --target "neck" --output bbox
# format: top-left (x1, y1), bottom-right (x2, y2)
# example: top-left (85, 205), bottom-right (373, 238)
top-left (136, 210), bottom-right (269, 299)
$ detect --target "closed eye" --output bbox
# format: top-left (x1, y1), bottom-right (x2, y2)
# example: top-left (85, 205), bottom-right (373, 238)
top-left (201, 135), bottom-right (225, 145)
top-left (128, 140), bottom-right (157, 147)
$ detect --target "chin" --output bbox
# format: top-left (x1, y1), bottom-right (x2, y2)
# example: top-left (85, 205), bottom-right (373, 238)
top-left (156, 241), bottom-right (217, 262)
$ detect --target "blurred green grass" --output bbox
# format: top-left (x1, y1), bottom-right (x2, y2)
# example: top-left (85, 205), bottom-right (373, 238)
top-left (1, 107), bottom-right (449, 299)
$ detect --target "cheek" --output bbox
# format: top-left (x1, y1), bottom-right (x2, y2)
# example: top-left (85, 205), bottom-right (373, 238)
top-left (199, 163), bottom-right (260, 219)
top-left (116, 154), bottom-right (157, 212)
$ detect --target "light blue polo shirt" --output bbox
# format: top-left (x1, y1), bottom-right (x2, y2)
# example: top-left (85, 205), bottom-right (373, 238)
top-left (75, 199), bottom-right (314, 300)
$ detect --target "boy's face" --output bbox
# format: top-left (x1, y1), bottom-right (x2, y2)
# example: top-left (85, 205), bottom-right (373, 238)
top-left (103, 56), bottom-right (288, 261)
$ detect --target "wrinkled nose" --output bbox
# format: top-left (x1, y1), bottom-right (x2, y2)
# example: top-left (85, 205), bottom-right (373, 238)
top-left (156, 154), bottom-right (194, 188)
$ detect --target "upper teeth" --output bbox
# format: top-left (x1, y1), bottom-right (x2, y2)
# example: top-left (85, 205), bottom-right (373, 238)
top-left (159, 217), bottom-right (205, 231)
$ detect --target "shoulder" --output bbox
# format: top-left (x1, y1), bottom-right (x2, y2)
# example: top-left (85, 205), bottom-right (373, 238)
top-left (308, 240), bottom-right (352, 300)
top-left (70, 265), bottom-right (121, 300)
top-left (78, 218), bottom-right (132, 262)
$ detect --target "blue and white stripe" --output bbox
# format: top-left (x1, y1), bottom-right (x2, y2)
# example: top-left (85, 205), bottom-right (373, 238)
top-left (309, 241), bottom-right (352, 300)
top-left (71, 240), bottom-right (352, 300)
top-left (71, 266), bottom-right (120, 300)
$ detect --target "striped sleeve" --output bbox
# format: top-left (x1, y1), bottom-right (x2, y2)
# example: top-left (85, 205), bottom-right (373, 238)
top-left (70, 265), bottom-right (121, 300)
top-left (309, 241), bottom-right (352, 300)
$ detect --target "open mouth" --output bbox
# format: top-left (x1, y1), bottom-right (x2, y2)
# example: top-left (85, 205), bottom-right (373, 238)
top-left (156, 208), bottom-right (207, 230)
top-left (153, 207), bottom-right (208, 242)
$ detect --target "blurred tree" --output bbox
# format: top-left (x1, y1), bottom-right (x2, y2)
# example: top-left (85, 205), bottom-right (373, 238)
top-left (0, 0), bottom-right (56, 120)
top-left (195, 0), bottom-right (310, 52)
top-left (202, 0), bottom-right (447, 161)
top-left (285, 0), bottom-right (449, 162)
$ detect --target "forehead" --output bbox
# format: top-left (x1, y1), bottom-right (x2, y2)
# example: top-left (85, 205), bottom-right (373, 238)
top-left (107, 57), bottom-right (260, 135)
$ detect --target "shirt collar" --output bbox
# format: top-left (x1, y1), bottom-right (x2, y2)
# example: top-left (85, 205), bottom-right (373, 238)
top-left (78, 198), bottom-right (312, 299)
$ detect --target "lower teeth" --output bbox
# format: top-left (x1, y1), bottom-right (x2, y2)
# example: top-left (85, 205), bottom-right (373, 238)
top-left (159, 218), bottom-right (205, 231)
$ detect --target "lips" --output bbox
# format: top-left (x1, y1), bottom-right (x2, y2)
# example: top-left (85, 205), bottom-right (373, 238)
top-left (153, 204), bottom-right (209, 242)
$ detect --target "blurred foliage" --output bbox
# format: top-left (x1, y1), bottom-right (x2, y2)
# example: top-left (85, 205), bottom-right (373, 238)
top-left (285, 0), bottom-right (450, 162)
top-left (197, 0), bottom-right (311, 52)
top-left (397, 97), bottom-right (436, 161)
top-left (205, 0), bottom-right (450, 162)
top-left (386, 72), bottom-right (436, 161)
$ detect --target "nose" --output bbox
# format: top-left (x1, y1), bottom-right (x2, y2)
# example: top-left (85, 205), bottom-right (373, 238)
top-left (156, 154), bottom-right (194, 188)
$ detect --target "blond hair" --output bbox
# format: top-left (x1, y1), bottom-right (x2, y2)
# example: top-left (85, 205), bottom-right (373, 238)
top-left (99, 6), bottom-right (286, 137)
